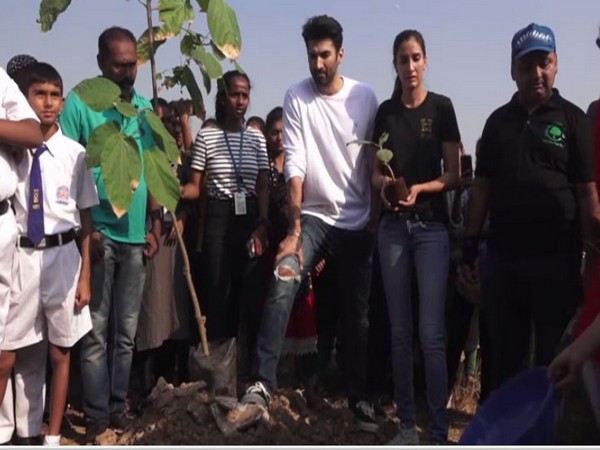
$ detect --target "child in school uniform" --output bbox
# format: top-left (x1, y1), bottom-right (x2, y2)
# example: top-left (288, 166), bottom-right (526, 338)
top-left (0, 63), bottom-right (43, 368)
top-left (0, 62), bottom-right (98, 446)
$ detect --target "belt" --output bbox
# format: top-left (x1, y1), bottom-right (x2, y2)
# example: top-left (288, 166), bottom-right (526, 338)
top-left (18, 229), bottom-right (77, 249)
top-left (0, 199), bottom-right (8, 216)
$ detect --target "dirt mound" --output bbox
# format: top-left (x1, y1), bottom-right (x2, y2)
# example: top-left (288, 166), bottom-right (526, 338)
top-left (116, 378), bottom-right (399, 445)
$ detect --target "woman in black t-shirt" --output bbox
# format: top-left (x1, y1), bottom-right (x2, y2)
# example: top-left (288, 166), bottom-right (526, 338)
top-left (371, 30), bottom-right (460, 445)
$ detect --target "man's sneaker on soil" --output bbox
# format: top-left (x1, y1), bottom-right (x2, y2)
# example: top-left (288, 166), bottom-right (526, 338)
top-left (386, 424), bottom-right (419, 445)
top-left (241, 381), bottom-right (271, 407)
top-left (350, 400), bottom-right (379, 433)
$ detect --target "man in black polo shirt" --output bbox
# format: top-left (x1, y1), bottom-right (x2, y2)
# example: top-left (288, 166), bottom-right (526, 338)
top-left (461, 23), bottom-right (600, 393)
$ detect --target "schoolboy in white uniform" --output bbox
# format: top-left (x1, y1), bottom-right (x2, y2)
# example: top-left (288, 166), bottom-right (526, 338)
top-left (0, 65), bottom-right (43, 357)
top-left (0, 62), bottom-right (98, 446)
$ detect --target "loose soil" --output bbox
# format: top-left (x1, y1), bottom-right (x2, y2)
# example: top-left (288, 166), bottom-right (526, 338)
top-left (55, 356), bottom-right (598, 445)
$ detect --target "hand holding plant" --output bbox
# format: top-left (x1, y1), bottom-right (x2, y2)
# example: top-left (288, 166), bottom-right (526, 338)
top-left (347, 132), bottom-right (408, 208)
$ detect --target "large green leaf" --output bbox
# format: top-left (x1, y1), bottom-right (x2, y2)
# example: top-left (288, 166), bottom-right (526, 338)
top-left (195, 0), bottom-right (209, 12)
top-left (159, 0), bottom-right (195, 34)
top-left (73, 78), bottom-right (120, 112)
top-left (207, 0), bottom-right (242, 60)
top-left (99, 132), bottom-right (142, 218)
top-left (143, 148), bottom-right (180, 213)
top-left (145, 111), bottom-right (180, 164)
top-left (137, 27), bottom-right (176, 66)
top-left (38, 0), bottom-right (71, 32)
top-left (86, 121), bottom-right (121, 169)
top-left (114, 99), bottom-right (138, 118)
top-left (180, 66), bottom-right (205, 122)
top-left (191, 45), bottom-right (223, 79)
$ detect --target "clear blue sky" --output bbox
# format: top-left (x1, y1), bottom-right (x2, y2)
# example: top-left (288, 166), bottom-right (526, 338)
top-left (1, 0), bottom-right (600, 153)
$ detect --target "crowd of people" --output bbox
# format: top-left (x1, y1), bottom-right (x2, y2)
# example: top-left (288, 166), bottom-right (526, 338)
top-left (0, 12), bottom-right (598, 446)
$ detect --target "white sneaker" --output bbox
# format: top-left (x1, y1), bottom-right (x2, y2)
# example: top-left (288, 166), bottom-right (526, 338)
top-left (43, 434), bottom-right (61, 446)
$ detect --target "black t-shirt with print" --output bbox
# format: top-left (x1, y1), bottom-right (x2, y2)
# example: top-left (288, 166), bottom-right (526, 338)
top-left (373, 91), bottom-right (461, 223)
top-left (476, 89), bottom-right (595, 253)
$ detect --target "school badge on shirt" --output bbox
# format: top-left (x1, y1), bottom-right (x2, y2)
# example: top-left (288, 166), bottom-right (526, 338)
top-left (56, 185), bottom-right (70, 205)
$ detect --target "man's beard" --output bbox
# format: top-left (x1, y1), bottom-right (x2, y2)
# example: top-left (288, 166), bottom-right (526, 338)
top-left (119, 78), bottom-right (135, 99)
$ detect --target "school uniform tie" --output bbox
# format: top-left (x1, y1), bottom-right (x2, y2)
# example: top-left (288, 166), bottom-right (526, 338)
top-left (27, 144), bottom-right (47, 246)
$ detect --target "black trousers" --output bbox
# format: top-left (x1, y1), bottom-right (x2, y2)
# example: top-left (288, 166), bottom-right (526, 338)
top-left (200, 198), bottom-right (265, 360)
top-left (480, 246), bottom-right (582, 393)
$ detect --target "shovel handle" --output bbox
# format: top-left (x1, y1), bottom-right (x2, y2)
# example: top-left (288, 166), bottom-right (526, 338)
top-left (173, 216), bottom-right (210, 356)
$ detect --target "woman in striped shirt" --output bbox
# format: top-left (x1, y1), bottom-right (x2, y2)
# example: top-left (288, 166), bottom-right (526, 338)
top-left (180, 71), bottom-right (269, 374)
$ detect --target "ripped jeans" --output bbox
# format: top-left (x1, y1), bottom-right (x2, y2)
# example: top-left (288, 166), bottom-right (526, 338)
top-left (252, 214), bottom-right (374, 403)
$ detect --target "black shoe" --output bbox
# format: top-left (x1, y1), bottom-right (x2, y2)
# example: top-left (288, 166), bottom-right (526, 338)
top-left (14, 435), bottom-right (43, 445)
top-left (109, 413), bottom-right (131, 431)
top-left (350, 400), bottom-right (379, 433)
top-left (85, 421), bottom-right (108, 443)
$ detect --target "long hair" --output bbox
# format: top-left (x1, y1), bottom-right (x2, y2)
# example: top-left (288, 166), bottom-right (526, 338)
top-left (215, 70), bottom-right (251, 126)
top-left (391, 29), bottom-right (426, 100)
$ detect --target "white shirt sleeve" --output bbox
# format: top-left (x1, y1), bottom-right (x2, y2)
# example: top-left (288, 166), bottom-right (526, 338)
top-left (75, 150), bottom-right (99, 210)
top-left (0, 68), bottom-right (38, 122)
top-left (282, 88), bottom-right (306, 181)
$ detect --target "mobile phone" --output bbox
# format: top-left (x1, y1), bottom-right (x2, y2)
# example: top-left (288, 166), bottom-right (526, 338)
top-left (460, 155), bottom-right (473, 179)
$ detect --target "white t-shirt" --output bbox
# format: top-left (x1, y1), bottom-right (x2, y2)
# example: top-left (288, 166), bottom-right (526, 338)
top-left (0, 67), bottom-right (39, 201)
top-left (12, 126), bottom-right (99, 235)
top-left (283, 76), bottom-right (378, 230)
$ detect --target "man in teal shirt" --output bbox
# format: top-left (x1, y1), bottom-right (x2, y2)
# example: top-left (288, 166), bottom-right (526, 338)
top-left (60, 26), bottom-right (161, 442)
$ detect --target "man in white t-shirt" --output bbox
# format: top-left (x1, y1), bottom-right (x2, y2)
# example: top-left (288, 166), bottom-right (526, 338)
top-left (241, 15), bottom-right (380, 433)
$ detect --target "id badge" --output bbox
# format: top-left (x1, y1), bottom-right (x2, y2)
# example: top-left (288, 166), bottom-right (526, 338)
top-left (234, 192), bottom-right (247, 215)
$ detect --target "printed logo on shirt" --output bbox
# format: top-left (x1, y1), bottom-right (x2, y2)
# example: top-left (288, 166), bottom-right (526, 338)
top-left (420, 118), bottom-right (433, 137)
top-left (543, 122), bottom-right (565, 148)
top-left (56, 185), bottom-right (70, 205)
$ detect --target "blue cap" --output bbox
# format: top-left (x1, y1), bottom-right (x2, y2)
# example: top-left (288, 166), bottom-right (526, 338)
top-left (511, 23), bottom-right (556, 60)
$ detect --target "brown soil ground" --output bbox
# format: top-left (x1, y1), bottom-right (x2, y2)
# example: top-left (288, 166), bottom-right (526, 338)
top-left (52, 356), bottom-right (599, 445)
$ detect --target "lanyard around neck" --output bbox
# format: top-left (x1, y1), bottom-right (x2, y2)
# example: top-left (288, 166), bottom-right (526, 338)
top-left (223, 130), bottom-right (244, 191)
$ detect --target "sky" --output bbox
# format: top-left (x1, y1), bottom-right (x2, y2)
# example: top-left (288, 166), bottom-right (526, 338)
top-left (1, 0), bottom-right (600, 154)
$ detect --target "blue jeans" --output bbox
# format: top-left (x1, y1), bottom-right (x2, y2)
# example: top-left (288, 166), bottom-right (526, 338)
top-left (80, 235), bottom-right (146, 424)
top-left (378, 214), bottom-right (450, 442)
top-left (253, 214), bottom-right (373, 403)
